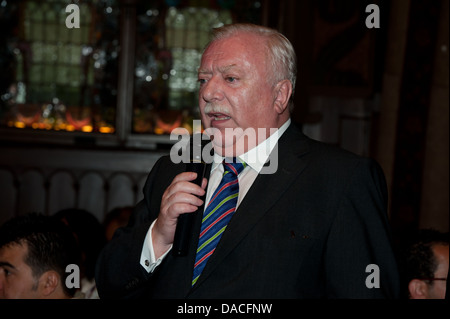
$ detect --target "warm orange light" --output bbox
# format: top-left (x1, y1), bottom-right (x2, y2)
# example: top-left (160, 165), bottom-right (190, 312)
top-left (14, 121), bottom-right (26, 129)
top-left (81, 125), bottom-right (93, 132)
top-left (154, 127), bottom-right (164, 135)
top-left (99, 126), bottom-right (114, 133)
top-left (55, 123), bottom-right (67, 131)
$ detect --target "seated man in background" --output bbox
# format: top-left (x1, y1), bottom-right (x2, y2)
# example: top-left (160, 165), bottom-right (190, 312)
top-left (404, 229), bottom-right (449, 299)
top-left (0, 213), bottom-right (81, 299)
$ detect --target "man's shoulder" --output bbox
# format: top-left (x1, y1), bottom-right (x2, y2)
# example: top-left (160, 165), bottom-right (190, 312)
top-left (284, 124), bottom-right (362, 161)
top-left (284, 125), bottom-right (381, 175)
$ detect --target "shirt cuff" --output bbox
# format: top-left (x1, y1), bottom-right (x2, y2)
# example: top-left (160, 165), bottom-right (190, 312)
top-left (140, 219), bottom-right (172, 273)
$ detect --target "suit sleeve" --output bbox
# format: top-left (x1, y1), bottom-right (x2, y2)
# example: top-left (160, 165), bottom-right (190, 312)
top-left (325, 158), bottom-right (401, 298)
top-left (95, 158), bottom-right (165, 299)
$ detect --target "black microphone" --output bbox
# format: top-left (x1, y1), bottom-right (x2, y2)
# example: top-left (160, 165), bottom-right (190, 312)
top-left (172, 134), bottom-right (209, 257)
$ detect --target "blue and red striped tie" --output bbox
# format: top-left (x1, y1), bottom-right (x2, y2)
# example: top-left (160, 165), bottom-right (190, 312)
top-left (192, 158), bottom-right (246, 286)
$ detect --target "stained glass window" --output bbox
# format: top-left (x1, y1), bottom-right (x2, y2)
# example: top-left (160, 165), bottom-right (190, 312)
top-left (132, 3), bottom-right (234, 135)
top-left (132, 0), bottom-right (263, 137)
top-left (0, 0), bottom-right (119, 134)
top-left (0, 0), bottom-right (262, 144)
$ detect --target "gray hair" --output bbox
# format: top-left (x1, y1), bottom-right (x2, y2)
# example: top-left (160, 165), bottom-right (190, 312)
top-left (206, 23), bottom-right (297, 105)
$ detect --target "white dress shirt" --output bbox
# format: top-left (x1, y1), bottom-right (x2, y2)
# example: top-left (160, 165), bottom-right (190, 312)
top-left (140, 119), bottom-right (291, 273)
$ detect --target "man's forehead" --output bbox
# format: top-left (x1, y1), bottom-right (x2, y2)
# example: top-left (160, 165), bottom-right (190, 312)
top-left (199, 45), bottom-right (265, 74)
top-left (0, 242), bottom-right (27, 263)
top-left (198, 64), bottom-right (241, 74)
top-left (202, 33), bottom-right (266, 59)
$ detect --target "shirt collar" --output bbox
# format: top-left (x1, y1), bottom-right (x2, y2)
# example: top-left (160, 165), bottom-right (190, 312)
top-left (211, 119), bottom-right (291, 174)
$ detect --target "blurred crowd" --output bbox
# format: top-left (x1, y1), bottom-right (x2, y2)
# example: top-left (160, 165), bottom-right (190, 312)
top-left (0, 207), bottom-right (447, 299)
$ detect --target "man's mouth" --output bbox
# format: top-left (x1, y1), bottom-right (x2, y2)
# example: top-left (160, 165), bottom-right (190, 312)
top-left (208, 112), bottom-right (231, 121)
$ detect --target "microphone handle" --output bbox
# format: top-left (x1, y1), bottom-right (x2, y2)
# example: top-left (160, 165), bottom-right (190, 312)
top-left (172, 162), bottom-right (206, 257)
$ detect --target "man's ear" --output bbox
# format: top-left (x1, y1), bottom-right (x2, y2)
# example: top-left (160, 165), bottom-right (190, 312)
top-left (408, 279), bottom-right (429, 299)
top-left (39, 270), bottom-right (60, 297)
top-left (273, 79), bottom-right (293, 114)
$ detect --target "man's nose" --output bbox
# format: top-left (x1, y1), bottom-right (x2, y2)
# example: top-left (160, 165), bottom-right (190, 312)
top-left (201, 77), bottom-right (224, 102)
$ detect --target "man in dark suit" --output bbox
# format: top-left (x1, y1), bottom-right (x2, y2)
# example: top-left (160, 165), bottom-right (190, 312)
top-left (95, 23), bottom-right (400, 299)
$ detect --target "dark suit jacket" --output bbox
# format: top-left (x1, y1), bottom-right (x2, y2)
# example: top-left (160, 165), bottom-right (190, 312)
top-left (95, 124), bottom-right (400, 299)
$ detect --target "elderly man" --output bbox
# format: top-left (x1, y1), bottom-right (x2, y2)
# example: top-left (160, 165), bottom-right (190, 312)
top-left (96, 23), bottom-right (400, 299)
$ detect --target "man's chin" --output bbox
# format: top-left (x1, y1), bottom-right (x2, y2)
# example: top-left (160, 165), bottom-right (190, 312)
top-left (204, 126), bottom-right (259, 157)
top-left (211, 137), bottom-right (257, 158)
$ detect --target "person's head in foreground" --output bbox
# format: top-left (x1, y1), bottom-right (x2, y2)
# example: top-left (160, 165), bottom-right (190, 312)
top-left (0, 213), bottom-right (81, 299)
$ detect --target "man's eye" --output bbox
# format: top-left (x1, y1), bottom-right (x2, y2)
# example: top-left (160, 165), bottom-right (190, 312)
top-left (1, 268), bottom-right (11, 276)
top-left (198, 78), bottom-right (207, 85)
top-left (225, 77), bottom-right (236, 83)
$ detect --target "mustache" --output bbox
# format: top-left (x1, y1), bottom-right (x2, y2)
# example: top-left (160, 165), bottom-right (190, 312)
top-left (203, 103), bottom-right (231, 116)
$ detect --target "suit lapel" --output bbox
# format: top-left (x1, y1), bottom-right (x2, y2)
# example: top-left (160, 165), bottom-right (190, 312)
top-left (189, 124), bottom-right (311, 292)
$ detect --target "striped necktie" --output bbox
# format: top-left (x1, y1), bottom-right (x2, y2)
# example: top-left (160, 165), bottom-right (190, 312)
top-left (192, 158), bottom-right (246, 286)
